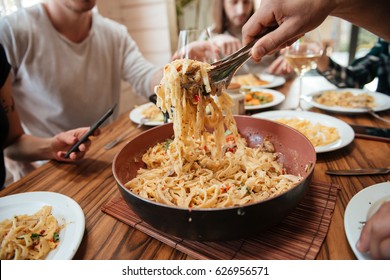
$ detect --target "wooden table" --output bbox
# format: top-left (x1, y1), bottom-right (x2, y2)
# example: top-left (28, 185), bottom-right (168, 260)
top-left (1, 77), bottom-right (389, 260)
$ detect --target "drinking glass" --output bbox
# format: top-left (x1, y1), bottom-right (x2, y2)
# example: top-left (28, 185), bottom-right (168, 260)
top-left (176, 29), bottom-right (217, 63)
top-left (285, 30), bottom-right (323, 110)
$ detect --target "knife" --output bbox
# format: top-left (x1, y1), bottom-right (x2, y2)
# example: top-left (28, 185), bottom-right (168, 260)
top-left (349, 124), bottom-right (390, 142)
top-left (326, 168), bottom-right (390, 176)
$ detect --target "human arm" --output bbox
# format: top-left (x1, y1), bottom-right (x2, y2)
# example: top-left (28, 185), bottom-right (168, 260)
top-left (356, 201), bottom-right (390, 259)
top-left (242, 0), bottom-right (390, 61)
top-left (316, 39), bottom-right (385, 89)
top-left (171, 41), bottom-right (220, 62)
top-left (1, 73), bottom-right (97, 162)
top-left (211, 34), bottom-right (242, 57)
top-left (267, 54), bottom-right (293, 76)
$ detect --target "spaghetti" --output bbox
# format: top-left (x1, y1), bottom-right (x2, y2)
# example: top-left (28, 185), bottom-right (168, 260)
top-left (125, 59), bottom-right (301, 208)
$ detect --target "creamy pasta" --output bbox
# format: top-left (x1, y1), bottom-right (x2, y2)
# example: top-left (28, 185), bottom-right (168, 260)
top-left (140, 103), bottom-right (164, 122)
top-left (125, 59), bottom-right (301, 208)
top-left (314, 90), bottom-right (376, 108)
top-left (0, 206), bottom-right (61, 260)
top-left (275, 118), bottom-right (340, 147)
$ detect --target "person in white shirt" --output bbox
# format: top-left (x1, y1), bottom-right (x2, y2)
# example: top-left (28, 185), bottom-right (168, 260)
top-left (0, 0), bottom-right (162, 181)
top-left (0, 0), bottom-right (161, 138)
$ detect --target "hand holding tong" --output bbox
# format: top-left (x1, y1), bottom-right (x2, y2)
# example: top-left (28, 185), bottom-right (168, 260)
top-left (208, 25), bottom-right (278, 89)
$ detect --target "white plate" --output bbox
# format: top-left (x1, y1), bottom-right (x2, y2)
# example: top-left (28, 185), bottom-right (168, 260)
top-left (252, 110), bottom-right (355, 153)
top-left (244, 89), bottom-right (286, 110)
top-left (129, 102), bottom-right (166, 126)
top-left (344, 182), bottom-right (390, 260)
top-left (242, 73), bottom-right (286, 89)
top-left (304, 88), bottom-right (390, 113)
top-left (0, 191), bottom-right (85, 260)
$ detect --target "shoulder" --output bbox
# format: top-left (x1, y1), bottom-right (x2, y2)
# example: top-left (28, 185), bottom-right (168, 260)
top-left (92, 12), bottom-right (129, 38)
top-left (1, 4), bottom-right (43, 27)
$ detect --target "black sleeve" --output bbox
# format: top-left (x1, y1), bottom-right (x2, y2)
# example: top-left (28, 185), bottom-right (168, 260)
top-left (0, 44), bottom-right (11, 88)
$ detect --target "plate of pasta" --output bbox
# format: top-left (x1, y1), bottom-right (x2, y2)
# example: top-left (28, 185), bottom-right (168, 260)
top-left (304, 88), bottom-right (390, 113)
top-left (129, 102), bottom-right (166, 126)
top-left (242, 88), bottom-right (285, 110)
top-left (232, 73), bottom-right (286, 89)
top-left (0, 192), bottom-right (85, 260)
top-left (252, 110), bottom-right (355, 153)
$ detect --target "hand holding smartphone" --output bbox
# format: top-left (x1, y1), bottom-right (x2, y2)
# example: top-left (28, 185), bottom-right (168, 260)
top-left (64, 104), bottom-right (117, 158)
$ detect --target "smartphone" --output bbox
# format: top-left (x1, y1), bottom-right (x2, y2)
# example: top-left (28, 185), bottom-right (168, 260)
top-left (64, 104), bottom-right (117, 158)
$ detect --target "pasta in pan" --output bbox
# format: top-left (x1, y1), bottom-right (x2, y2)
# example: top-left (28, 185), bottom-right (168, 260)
top-left (125, 59), bottom-right (301, 208)
top-left (0, 206), bottom-right (61, 260)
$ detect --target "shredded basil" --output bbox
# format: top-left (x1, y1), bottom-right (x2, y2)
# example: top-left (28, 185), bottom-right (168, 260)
top-left (53, 232), bottom-right (60, 242)
top-left (164, 139), bottom-right (172, 150)
top-left (31, 233), bottom-right (44, 240)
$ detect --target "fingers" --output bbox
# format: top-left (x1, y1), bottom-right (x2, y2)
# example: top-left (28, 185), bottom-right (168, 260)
top-left (268, 56), bottom-right (293, 76)
top-left (356, 220), bottom-right (372, 253)
top-left (53, 127), bottom-right (95, 162)
top-left (56, 150), bottom-right (87, 161)
top-left (379, 238), bottom-right (390, 259)
top-left (250, 29), bottom-right (302, 61)
top-left (357, 202), bottom-right (390, 259)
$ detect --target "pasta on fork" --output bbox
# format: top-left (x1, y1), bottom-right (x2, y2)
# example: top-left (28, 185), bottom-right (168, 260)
top-left (125, 59), bottom-right (301, 209)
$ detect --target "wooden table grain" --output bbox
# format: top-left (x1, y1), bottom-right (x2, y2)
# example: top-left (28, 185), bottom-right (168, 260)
top-left (1, 77), bottom-right (389, 260)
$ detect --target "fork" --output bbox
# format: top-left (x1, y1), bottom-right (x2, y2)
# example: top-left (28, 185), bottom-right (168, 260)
top-left (368, 109), bottom-right (390, 124)
top-left (104, 130), bottom-right (132, 150)
top-left (208, 25), bottom-right (277, 90)
top-left (104, 118), bottom-right (148, 150)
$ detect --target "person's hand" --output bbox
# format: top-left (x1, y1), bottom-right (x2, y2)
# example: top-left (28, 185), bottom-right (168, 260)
top-left (356, 201), bottom-right (390, 259)
top-left (212, 34), bottom-right (242, 56)
top-left (172, 41), bottom-right (220, 62)
top-left (242, 0), bottom-right (335, 61)
top-left (51, 127), bottom-right (100, 161)
top-left (267, 54), bottom-right (293, 76)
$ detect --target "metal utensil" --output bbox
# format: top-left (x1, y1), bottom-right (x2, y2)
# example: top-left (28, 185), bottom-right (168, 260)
top-left (349, 123), bottom-right (390, 142)
top-left (104, 130), bottom-right (133, 150)
top-left (104, 118), bottom-right (148, 150)
top-left (208, 26), bottom-right (277, 90)
top-left (326, 167), bottom-right (390, 176)
top-left (368, 109), bottom-right (390, 124)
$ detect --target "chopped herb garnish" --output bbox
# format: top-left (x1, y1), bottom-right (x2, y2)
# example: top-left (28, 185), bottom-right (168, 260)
top-left (53, 232), bottom-right (60, 242)
top-left (164, 139), bottom-right (173, 150)
top-left (31, 233), bottom-right (45, 240)
top-left (224, 129), bottom-right (232, 136)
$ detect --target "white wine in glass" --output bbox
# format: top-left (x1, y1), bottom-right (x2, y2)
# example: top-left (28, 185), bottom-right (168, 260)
top-left (285, 30), bottom-right (323, 110)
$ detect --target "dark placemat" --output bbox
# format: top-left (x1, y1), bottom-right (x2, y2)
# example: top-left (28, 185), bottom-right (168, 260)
top-left (102, 181), bottom-right (339, 259)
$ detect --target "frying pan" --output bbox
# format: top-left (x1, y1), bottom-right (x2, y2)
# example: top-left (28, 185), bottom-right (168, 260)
top-left (112, 116), bottom-right (316, 240)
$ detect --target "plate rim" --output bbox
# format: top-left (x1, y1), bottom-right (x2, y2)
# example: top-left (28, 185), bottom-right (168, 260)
top-left (344, 182), bottom-right (390, 260)
top-left (244, 88), bottom-right (286, 110)
top-left (252, 110), bottom-right (355, 153)
top-left (129, 102), bottom-right (165, 126)
top-left (0, 191), bottom-right (85, 260)
top-left (241, 73), bottom-right (286, 89)
top-left (304, 88), bottom-right (390, 113)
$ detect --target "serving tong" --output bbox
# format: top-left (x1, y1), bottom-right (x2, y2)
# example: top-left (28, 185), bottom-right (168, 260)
top-left (151, 26), bottom-right (277, 123)
top-left (208, 25), bottom-right (277, 90)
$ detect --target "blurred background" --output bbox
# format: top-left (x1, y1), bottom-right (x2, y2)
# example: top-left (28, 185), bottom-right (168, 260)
top-left (0, 0), bottom-right (379, 114)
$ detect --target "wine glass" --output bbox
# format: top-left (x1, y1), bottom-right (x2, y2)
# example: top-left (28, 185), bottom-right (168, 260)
top-left (285, 30), bottom-right (323, 110)
top-left (176, 29), bottom-right (218, 63)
